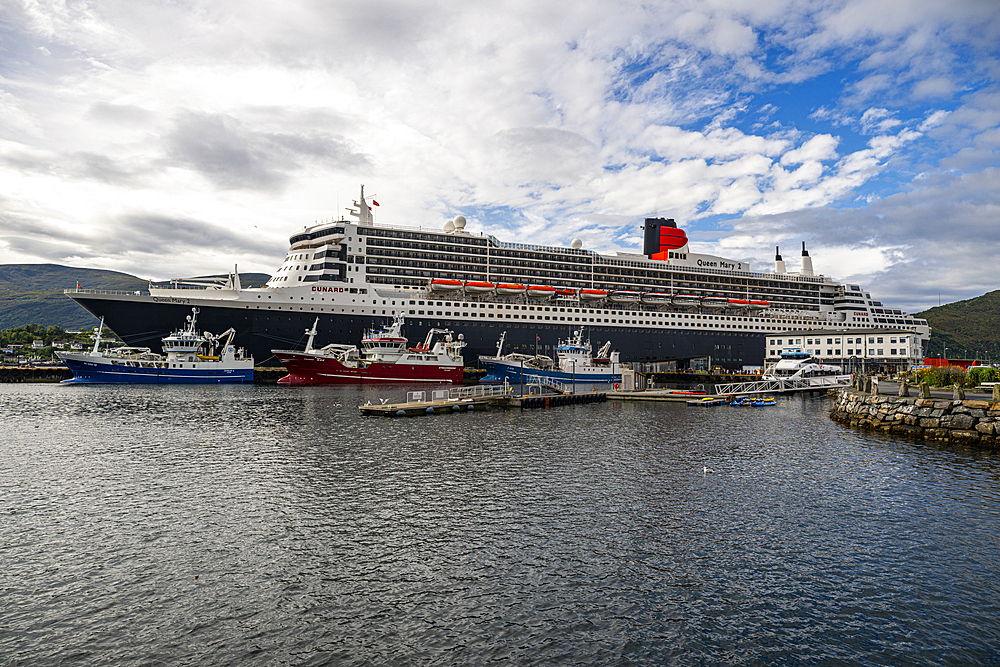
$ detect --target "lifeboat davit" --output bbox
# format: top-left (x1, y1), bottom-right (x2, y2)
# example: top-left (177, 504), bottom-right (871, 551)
top-left (579, 289), bottom-right (608, 300)
top-left (526, 285), bottom-right (557, 299)
top-left (748, 300), bottom-right (770, 310)
top-left (496, 283), bottom-right (527, 295)
top-left (671, 294), bottom-right (701, 307)
top-left (609, 290), bottom-right (641, 303)
top-left (640, 292), bottom-right (672, 304)
top-left (430, 279), bottom-right (463, 291)
top-left (701, 296), bottom-right (728, 309)
top-left (728, 298), bottom-right (750, 308)
top-left (464, 281), bottom-right (496, 293)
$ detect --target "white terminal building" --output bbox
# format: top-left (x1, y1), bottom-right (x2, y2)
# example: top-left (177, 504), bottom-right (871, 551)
top-left (766, 328), bottom-right (924, 374)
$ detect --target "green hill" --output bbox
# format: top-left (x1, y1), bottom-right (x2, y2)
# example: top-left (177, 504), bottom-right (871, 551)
top-left (0, 264), bottom-right (270, 330)
top-left (915, 290), bottom-right (1000, 361)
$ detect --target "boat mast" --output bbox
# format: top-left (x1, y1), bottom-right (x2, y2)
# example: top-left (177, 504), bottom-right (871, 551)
top-left (90, 316), bottom-right (105, 355)
top-left (185, 307), bottom-right (200, 334)
top-left (304, 317), bottom-right (320, 353)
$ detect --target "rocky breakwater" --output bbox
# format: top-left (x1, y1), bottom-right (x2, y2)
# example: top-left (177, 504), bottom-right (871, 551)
top-left (830, 389), bottom-right (1000, 449)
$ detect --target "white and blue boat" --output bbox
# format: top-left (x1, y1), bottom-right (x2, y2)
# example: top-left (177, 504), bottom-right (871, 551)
top-left (57, 308), bottom-right (254, 384)
top-left (479, 328), bottom-right (622, 385)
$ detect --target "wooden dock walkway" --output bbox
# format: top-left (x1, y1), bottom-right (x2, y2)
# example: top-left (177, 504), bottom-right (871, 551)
top-left (359, 384), bottom-right (607, 416)
top-left (606, 390), bottom-right (724, 402)
top-left (359, 394), bottom-right (513, 416)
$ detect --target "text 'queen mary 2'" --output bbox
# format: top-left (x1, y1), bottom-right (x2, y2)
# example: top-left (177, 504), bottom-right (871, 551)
top-left (66, 186), bottom-right (930, 370)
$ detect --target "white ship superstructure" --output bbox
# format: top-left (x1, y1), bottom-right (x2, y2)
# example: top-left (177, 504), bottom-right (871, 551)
top-left (66, 186), bottom-right (930, 369)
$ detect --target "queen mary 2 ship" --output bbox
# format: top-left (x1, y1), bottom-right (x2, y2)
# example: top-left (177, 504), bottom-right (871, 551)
top-left (66, 186), bottom-right (930, 369)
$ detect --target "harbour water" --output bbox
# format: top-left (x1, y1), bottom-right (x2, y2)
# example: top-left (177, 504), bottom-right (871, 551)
top-left (2, 383), bottom-right (999, 666)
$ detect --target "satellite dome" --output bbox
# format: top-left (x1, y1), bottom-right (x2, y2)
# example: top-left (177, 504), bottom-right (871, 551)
top-left (443, 219), bottom-right (455, 232)
top-left (571, 238), bottom-right (583, 249)
top-left (453, 215), bottom-right (467, 230)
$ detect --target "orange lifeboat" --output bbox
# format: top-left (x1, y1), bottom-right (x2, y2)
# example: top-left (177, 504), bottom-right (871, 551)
top-left (464, 281), bottom-right (496, 293)
top-left (748, 300), bottom-right (770, 310)
top-left (728, 298), bottom-right (750, 308)
top-left (579, 289), bottom-right (608, 300)
top-left (555, 288), bottom-right (576, 297)
top-left (526, 285), bottom-right (557, 299)
top-left (496, 283), bottom-right (527, 295)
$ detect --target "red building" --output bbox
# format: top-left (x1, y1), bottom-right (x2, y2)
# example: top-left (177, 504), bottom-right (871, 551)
top-left (924, 358), bottom-right (979, 369)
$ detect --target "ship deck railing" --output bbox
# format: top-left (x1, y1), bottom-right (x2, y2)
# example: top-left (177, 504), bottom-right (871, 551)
top-left (407, 382), bottom-right (514, 404)
top-left (714, 374), bottom-right (854, 395)
top-left (63, 288), bottom-right (146, 296)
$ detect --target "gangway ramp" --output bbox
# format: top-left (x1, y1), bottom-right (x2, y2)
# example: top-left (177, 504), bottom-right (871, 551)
top-left (522, 374), bottom-right (569, 394)
top-left (714, 374), bottom-right (853, 395)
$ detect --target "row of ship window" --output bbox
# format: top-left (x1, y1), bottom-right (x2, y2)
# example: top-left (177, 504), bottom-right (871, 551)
top-left (403, 308), bottom-right (833, 331)
top-left (357, 228), bottom-right (489, 246)
top-left (253, 293), bottom-right (868, 331)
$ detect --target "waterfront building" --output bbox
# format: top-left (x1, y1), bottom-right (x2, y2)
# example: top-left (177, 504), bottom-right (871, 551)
top-left (765, 328), bottom-right (923, 375)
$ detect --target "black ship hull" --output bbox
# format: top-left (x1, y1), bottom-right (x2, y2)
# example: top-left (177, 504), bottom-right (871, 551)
top-left (69, 294), bottom-right (765, 370)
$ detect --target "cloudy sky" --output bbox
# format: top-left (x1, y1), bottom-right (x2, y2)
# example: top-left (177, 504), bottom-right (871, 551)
top-left (2, 0), bottom-right (998, 313)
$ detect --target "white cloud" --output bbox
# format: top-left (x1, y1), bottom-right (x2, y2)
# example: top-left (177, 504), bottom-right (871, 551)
top-left (860, 108), bottom-right (901, 135)
top-left (0, 0), bottom-right (995, 320)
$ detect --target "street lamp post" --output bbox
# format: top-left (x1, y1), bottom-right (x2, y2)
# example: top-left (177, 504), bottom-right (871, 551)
top-left (572, 359), bottom-right (576, 394)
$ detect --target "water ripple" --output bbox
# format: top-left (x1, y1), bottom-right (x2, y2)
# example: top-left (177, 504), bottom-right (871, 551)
top-left (2, 384), bottom-right (999, 666)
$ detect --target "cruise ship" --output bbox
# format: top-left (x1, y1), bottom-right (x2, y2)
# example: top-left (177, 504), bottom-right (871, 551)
top-left (66, 186), bottom-right (930, 369)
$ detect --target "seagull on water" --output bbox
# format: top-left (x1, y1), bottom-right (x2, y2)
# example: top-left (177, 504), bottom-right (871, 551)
top-left (703, 466), bottom-right (714, 475)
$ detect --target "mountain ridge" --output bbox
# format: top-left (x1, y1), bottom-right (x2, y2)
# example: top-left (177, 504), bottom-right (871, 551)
top-left (0, 264), bottom-right (270, 330)
top-left (914, 290), bottom-right (1000, 361)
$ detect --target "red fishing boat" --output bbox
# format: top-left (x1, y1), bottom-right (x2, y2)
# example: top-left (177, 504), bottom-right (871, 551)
top-left (272, 315), bottom-right (466, 384)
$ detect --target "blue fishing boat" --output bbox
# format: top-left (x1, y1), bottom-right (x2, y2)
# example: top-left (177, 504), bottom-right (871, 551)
top-left (479, 329), bottom-right (622, 385)
top-left (57, 308), bottom-right (254, 384)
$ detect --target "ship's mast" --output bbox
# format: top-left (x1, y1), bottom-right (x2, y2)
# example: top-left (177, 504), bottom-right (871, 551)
top-left (350, 185), bottom-right (375, 226)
